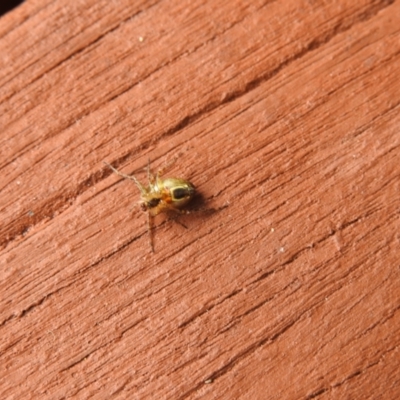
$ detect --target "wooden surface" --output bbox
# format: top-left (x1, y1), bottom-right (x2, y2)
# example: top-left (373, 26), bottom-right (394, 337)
top-left (1, 0), bottom-right (399, 398)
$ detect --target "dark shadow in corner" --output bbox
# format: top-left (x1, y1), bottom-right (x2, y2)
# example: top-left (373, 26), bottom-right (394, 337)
top-left (0, 1), bottom-right (25, 17)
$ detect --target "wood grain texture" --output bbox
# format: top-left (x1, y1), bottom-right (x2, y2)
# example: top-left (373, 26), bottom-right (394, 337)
top-left (1, 0), bottom-right (399, 398)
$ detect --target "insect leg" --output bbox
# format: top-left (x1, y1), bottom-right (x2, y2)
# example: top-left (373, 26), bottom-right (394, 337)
top-left (147, 211), bottom-right (154, 252)
top-left (146, 158), bottom-right (156, 185)
top-left (104, 162), bottom-right (147, 194)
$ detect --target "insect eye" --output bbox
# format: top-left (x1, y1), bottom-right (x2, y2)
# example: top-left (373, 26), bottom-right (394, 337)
top-left (172, 187), bottom-right (188, 200)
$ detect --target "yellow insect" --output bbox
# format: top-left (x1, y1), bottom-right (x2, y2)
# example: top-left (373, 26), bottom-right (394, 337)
top-left (104, 159), bottom-right (195, 252)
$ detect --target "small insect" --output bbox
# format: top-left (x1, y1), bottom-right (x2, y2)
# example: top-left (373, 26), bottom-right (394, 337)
top-left (104, 159), bottom-right (195, 252)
